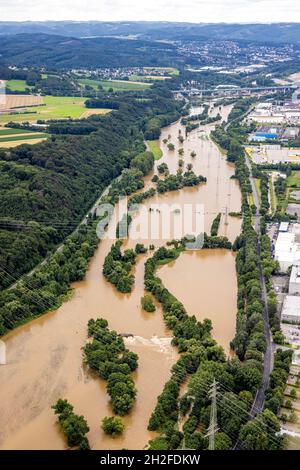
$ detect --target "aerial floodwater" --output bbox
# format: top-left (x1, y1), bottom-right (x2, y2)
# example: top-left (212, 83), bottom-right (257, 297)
top-left (0, 103), bottom-right (241, 450)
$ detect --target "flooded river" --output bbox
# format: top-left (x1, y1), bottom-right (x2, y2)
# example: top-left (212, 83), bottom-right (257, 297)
top-left (159, 249), bottom-right (237, 354)
top-left (0, 103), bottom-right (241, 449)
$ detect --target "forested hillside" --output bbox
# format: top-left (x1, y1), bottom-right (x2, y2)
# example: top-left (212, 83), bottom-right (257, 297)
top-left (0, 21), bottom-right (299, 44)
top-left (0, 84), bottom-right (183, 289)
top-left (0, 34), bottom-right (181, 69)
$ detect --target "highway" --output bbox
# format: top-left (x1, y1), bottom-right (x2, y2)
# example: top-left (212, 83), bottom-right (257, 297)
top-left (173, 83), bottom-right (298, 95)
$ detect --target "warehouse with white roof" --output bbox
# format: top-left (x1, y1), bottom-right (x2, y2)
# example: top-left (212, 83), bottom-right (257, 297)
top-left (289, 265), bottom-right (300, 295)
top-left (274, 232), bottom-right (300, 272)
top-left (282, 295), bottom-right (300, 324)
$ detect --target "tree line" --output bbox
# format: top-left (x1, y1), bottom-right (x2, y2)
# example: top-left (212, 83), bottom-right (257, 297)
top-left (52, 399), bottom-right (90, 450)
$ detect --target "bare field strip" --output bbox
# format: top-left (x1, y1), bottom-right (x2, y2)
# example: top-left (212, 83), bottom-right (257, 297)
top-left (0, 137), bottom-right (47, 148)
top-left (80, 108), bottom-right (111, 118)
top-left (0, 94), bottom-right (44, 110)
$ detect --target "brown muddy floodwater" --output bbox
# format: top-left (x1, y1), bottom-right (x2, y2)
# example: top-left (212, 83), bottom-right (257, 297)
top-left (159, 249), bottom-right (237, 354)
top-left (0, 103), bottom-right (241, 450)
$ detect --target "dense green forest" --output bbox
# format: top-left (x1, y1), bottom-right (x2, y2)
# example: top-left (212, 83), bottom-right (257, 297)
top-left (0, 84), bottom-right (183, 291)
top-left (0, 34), bottom-right (182, 69)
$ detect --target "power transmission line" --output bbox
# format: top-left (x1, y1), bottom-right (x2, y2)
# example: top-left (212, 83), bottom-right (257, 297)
top-left (205, 378), bottom-right (219, 450)
top-left (185, 377), bottom-right (282, 450)
top-left (0, 266), bottom-right (56, 313)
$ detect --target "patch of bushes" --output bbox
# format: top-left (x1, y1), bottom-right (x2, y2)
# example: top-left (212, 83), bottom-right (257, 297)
top-left (141, 294), bottom-right (156, 312)
top-left (84, 318), bottom-right (138, 415)
top-left (52, 399), bottom-right (90, 450)
top-left (101, 416), bottom-right (125, 437)
top-left (103, 240), bottom-right (136, 293)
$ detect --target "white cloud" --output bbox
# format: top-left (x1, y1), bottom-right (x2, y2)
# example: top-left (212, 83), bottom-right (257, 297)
top-left (0, 0), bottom-right (299, 23)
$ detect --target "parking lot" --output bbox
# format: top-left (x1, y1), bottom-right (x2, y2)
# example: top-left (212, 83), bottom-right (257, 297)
top-left (287, 203), bottom-right (300, 220)
top-left (281, 323), bottom-right (300, 349)
top-left (246, 146), bottom-right (300, 164)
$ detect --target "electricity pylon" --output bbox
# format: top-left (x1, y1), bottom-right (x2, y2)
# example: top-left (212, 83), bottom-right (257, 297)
top-left (205, 378), bottom-right (219, 450)
top-left (224, 206), bottom-right (229, 226)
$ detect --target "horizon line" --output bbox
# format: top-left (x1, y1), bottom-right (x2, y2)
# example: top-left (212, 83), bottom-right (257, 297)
top-left (0, 20), bottom-right (299, 25)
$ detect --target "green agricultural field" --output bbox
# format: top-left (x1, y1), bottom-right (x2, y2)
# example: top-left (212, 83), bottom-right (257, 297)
top-left (0, 96), bottom-right (93, 124)
top-left (0, 126), bottom-right (49, 148)
top-left (78, 78), bottom-right (151, 91)
top-left (147, 140), bottom-right (163, 160)
top-left (0, 133), bottom-right (48, 143)
top-left (0, 127), bottom-right (33, 135)
top-left (6, 80), bottom-right (32, 91)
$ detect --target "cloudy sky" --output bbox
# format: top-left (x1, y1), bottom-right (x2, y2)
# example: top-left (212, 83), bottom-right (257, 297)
top-left (0, 0), bottom-right (299, 23)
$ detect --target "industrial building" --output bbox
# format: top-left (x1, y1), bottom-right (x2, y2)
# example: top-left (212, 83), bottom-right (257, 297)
top-left (248, 101), bottom-right (300, 126)
top-left (281, 295), bottom-right (300, 324)
top-left (255, 127), bottom-right (280, 140)
top-left (291, 223), bottom-right (300, 242)
top-left (279, 222), bottom-right (289, 232)
top-left (274, 232), bottom-right (300, 272)
top-left (282, 127), bottom-right (300, 140)
top-left (289, 265), bottom-right (300, 295)
top-left (249, 125), bottom-right (299, 143)
top-left (248, 145), bottom-right (300, 164)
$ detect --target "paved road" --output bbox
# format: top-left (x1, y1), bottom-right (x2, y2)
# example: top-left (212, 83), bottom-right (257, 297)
top-left (222, 106), bottom-right (273, 417)
top-left (234, 157), bottom-right (274, 450)
top-left (173, 84), bottom-right (297, 95)
top-left (245, 155), bottom-right (274, 416)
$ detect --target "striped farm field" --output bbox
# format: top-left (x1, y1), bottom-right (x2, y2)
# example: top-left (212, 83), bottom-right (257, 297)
top-left (0, 126), bottom-right (49, 147)
top-left (0, 96), bottom-right (94, 124)
top-left (0, 127), bottom-right (34, 136)
top-left (0, 133), bottom-right (48, 143)
top-left (80, 108), bottom-right (111, 118)
top-left (0, 138), bottom-right (47, 148)
top-left (0, 94), bottom-right (43, 109)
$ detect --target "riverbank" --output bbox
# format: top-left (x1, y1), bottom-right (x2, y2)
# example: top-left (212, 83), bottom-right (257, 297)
top-left (0, 102), bottom-right (242, 450)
